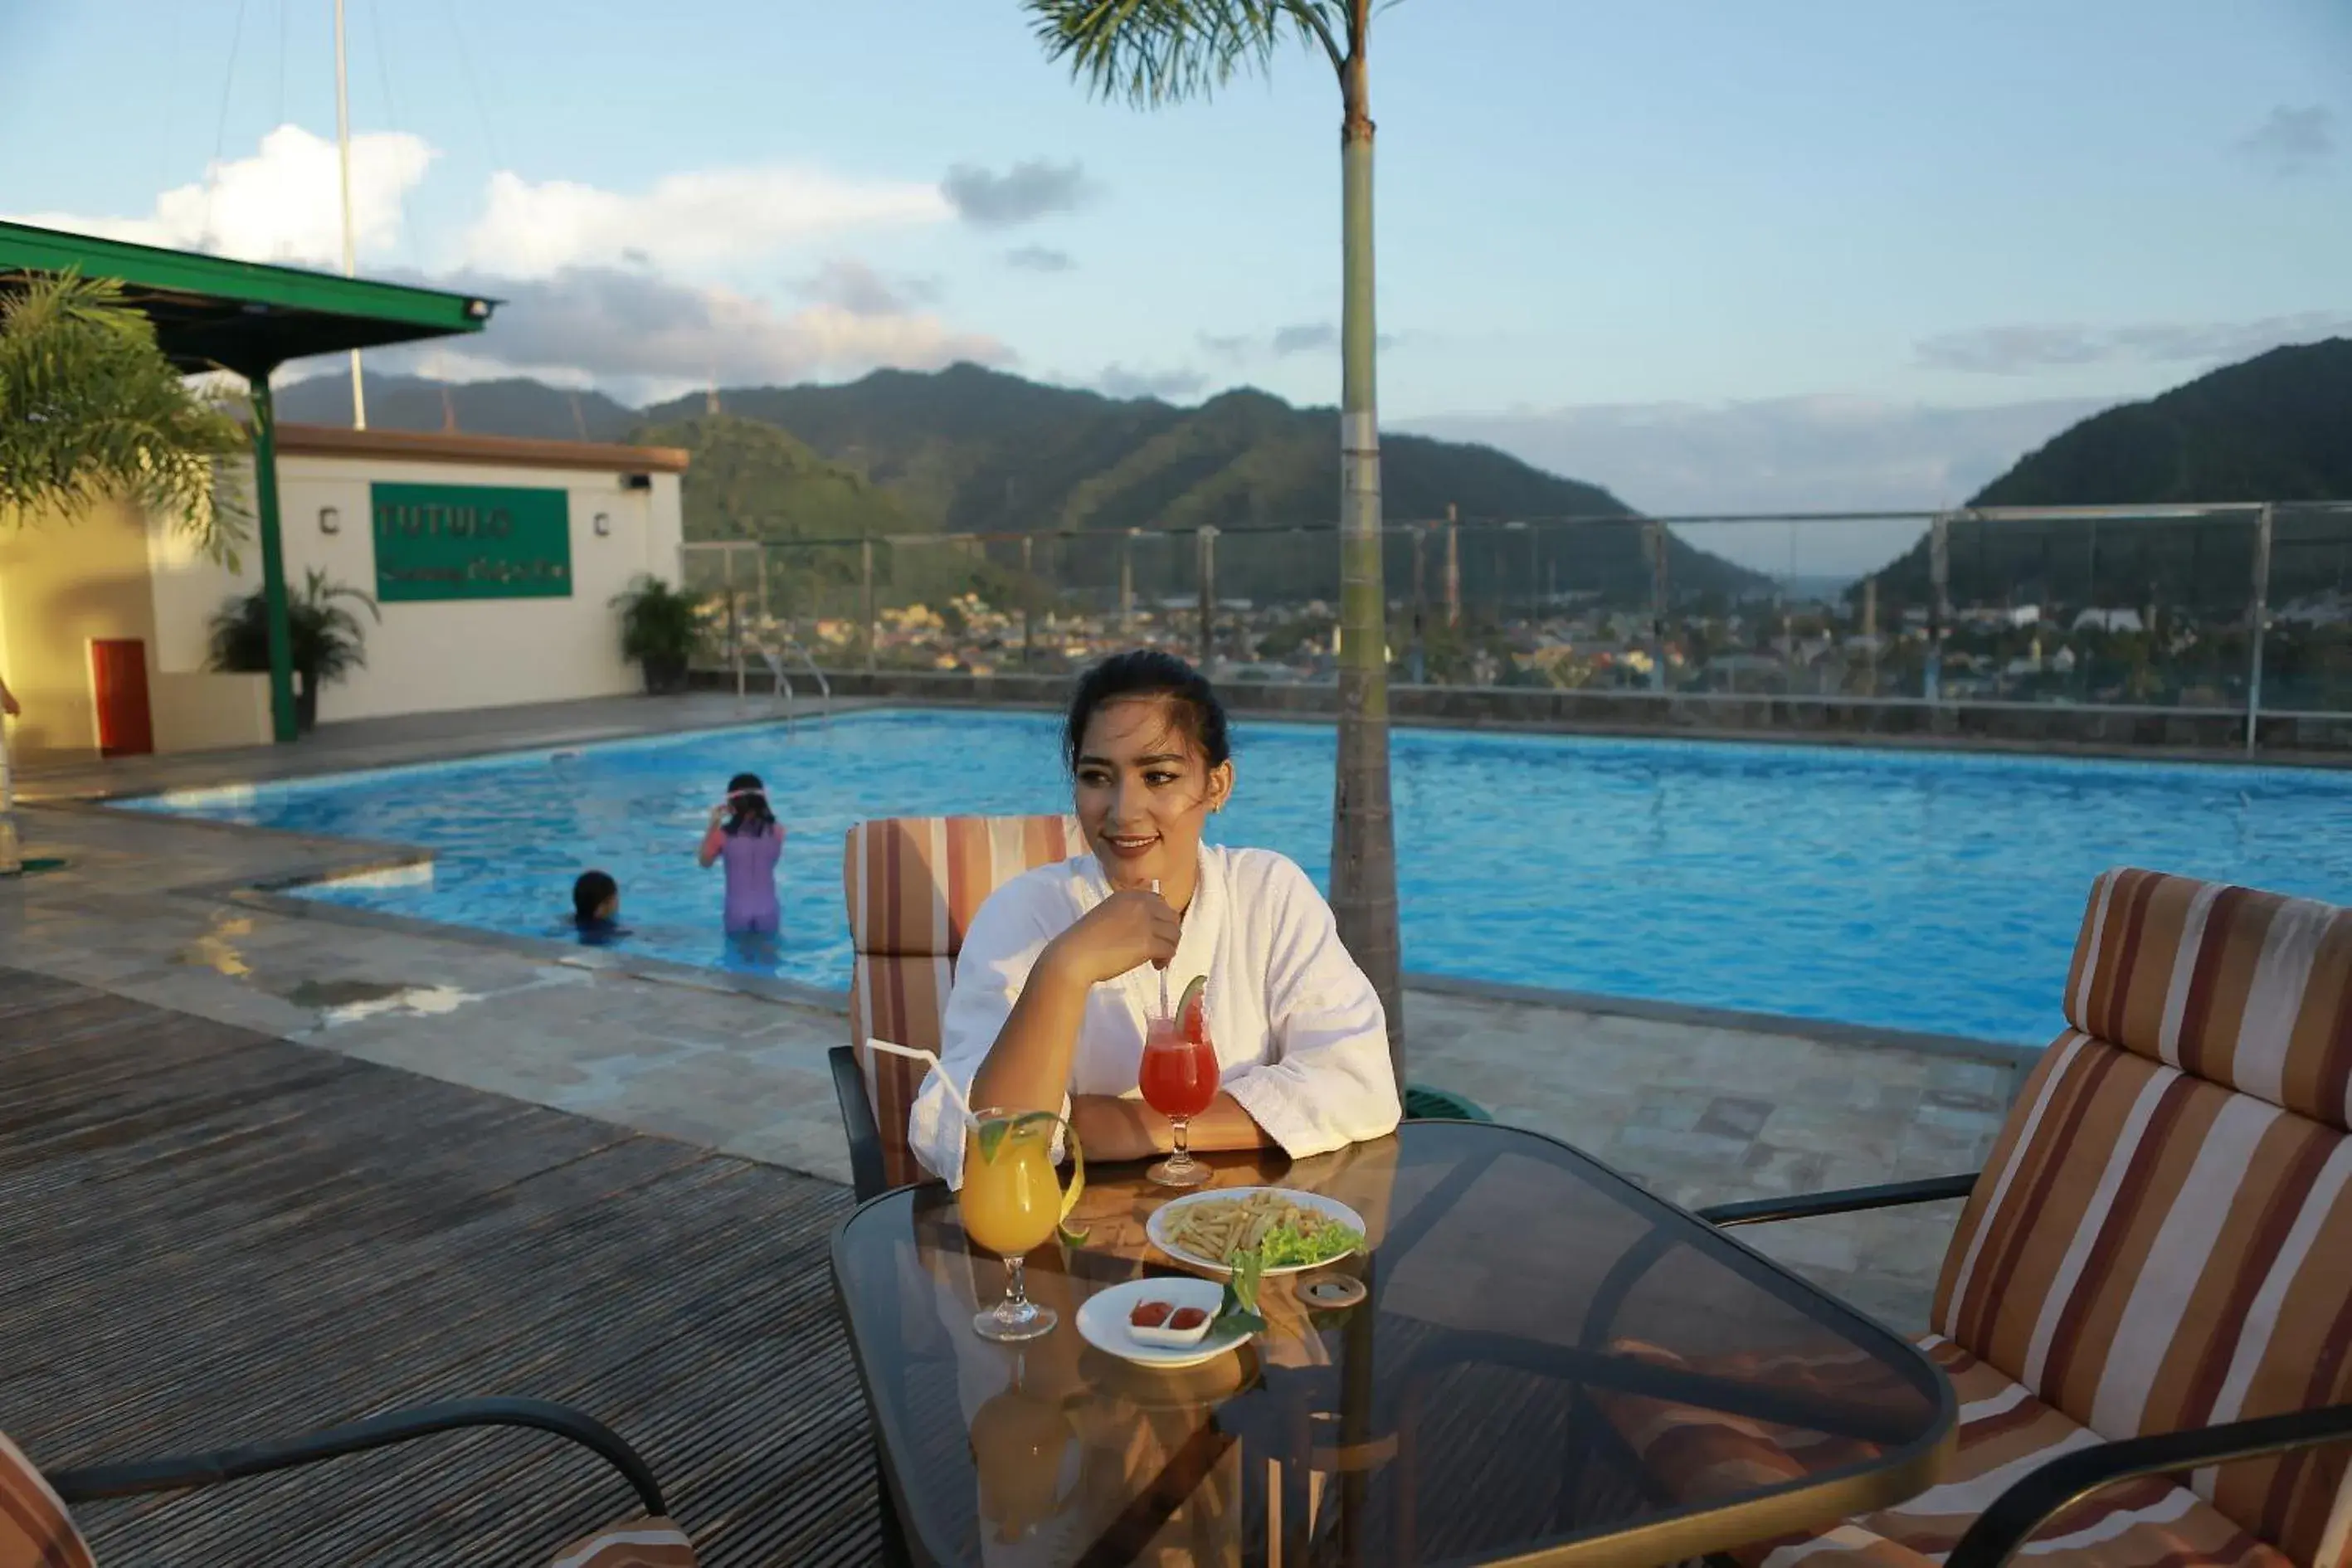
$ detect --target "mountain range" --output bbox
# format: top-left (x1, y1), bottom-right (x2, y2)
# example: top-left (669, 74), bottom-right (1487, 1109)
top-left (1867, 338), bottom-right (2352, 610)
top-left (280, 338), bottom-right (2352, 615)
top-left (277, 365), bottom-right (1764, 605)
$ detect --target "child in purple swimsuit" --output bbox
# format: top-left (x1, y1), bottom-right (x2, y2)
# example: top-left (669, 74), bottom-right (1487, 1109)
top-left (698, 772), bottom-right (783, 934)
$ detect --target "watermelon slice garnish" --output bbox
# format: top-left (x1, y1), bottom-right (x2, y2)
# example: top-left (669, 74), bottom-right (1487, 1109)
top-left (1176, 974), bottom-right (1209, 1045)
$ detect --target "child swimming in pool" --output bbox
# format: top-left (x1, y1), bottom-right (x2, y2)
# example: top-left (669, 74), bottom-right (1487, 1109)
top-left (699, 772), bottom-right (782, 935)
top-left (571, 869), bottom-right (630, 946)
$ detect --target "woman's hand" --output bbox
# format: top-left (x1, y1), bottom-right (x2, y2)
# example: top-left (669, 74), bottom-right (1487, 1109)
top-left (707, 803), bottom-right (728, 826)
top-left (1071, 1095), bottom-right (1161, 1161)
top-left (1043, 889), bottom-right (1179, 987)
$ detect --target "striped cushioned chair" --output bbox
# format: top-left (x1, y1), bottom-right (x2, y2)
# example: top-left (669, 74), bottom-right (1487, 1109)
top-left (1646, 869), bottom-right (2352, 1568)
top-left (2, 1430), bottom-right (94, 1568)
top-left (3, 1400), bottom-right (691, 1566)
top-left (837, 813), bottom-right (1085, 1198)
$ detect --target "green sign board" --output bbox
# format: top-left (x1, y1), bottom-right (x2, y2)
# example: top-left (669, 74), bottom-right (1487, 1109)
top-left (371, 482), bottom-right (573, 601)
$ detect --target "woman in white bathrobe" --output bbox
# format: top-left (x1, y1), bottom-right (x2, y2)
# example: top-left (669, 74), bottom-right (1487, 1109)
top-left (908, 650), bottom-right (1403, 1186)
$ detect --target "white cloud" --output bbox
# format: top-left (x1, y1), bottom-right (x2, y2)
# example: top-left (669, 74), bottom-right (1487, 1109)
top-left (2232, 105), bottom-right (2336, 176)
top-left (1916, 314), bottom-right (2352, 374)
top-left (1401, 394), bottom-right (2114, 573)
top-left (796, 258), bottom-right (940, 317)
top-left (1006, 245), bottom-right (1076, 273)
top-left (15, 124), bottom-right (432, 267)
top-left (373, 265), bottom-right (1010, 405)
top-left (942, 161), bottom-right (1096, 228)
top-left (1093, 364), bottom-right (1206, 400)
top-left (460, 166), bottom-right (951, 278)
top-left (15, 127), bottom-right (1006, 402)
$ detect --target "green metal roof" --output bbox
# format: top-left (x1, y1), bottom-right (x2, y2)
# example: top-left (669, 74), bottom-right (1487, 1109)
top-left (0, 221), bottom-right (495, 377)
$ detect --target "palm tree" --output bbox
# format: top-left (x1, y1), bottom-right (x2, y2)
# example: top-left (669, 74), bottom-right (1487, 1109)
top-left (208, 569), bottom-right (382, 732)
top-left (0, 271), bottom-right (249, 562)
top-left (1025, 0), bottom-right (1406, 1076)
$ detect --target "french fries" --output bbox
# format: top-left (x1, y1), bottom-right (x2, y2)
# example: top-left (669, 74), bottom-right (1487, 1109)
top-left (1163, 1191), bottom-right (1337, 1264)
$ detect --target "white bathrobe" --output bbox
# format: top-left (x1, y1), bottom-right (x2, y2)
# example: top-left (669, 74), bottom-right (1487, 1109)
top-left (908, 844), bottom-right (1403, 1188)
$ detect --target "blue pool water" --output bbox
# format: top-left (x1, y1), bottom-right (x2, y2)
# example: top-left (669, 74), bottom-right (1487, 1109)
top-left (123, 710), bottom-right (2352, 1045)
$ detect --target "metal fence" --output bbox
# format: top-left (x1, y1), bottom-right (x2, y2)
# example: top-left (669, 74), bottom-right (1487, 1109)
top-left (679, 502), bottom-right (2352, 748)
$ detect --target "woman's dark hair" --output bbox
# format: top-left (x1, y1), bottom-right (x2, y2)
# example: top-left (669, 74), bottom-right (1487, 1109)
top-left (572, 869), bottom-right (618, 924)
top-left (723, 771), bottom-right (777, 836)
top-left (1063, 650), bottom-right (1232, 773)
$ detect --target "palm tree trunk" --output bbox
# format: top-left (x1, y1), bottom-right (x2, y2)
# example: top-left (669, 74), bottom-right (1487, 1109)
top-left (1330, 33), bottom-right (1405, 1080)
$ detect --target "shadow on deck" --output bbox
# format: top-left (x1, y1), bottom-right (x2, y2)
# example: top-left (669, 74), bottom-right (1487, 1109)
top-left (0, 967), bottom-right (878, 1565)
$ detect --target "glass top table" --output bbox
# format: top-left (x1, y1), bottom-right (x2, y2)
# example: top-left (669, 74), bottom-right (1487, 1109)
top-left (830, 1122), bottom-right (1955, 1568)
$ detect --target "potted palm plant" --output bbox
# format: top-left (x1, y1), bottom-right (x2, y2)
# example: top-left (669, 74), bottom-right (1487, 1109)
top-left (612, 574), bottom-right (704, 694)
top-left (208, 569), bottom-right (380, 732)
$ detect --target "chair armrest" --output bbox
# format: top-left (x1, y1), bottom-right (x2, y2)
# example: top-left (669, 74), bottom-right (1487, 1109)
top-left (832, 1043), bottom-right (890, 1204)
top-left (1945, 1401), bottom-right (2352, 1568)
top-left (1697, 1172), bottom-right (1979, 1228)
top-left (45, 1396), bottom-right (667, 1517)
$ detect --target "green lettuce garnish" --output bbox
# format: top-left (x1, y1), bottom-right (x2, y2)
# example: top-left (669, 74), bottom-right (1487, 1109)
top-left (1251, 1216), bottom-right (1365, 1270)
top-left (1214, 1249), bottom-right (1267, 1336)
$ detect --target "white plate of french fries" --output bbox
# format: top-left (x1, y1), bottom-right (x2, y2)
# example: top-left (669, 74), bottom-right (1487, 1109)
top-left (1145, 1186), bottom-right (1367, 1276)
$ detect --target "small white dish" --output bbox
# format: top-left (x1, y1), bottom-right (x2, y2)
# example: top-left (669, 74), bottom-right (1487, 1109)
top-left (1075, 1278), bottom-right (1252, 1370)
top-left (1127, 1297), bottom-right (1217, 1349)
top-left (1145, 1186), bottom-right (1368, 1277)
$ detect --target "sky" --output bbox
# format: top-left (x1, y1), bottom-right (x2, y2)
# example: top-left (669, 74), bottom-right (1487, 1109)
top-left (3, 0), bottom-right (2349, 572)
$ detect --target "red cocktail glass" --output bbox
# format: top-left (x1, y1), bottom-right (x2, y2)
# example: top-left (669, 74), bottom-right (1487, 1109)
top-left (1140, 1001), bottom-right (1218, 1189)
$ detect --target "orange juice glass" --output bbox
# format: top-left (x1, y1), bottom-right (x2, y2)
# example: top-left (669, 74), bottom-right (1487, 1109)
top-left (962, 1109), bottom-right (1068, 1342)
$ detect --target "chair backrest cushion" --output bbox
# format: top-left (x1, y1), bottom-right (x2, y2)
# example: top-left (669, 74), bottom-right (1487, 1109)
top-left (2067, 865), bottom-right (2352, 1131)
top-left (546, 1516), bottom-right (696, 1567)
top-left (1934, 869), bottom-right (2352, 1566)
top-left (1, 1431), bottom-right (95, 1568)
top-left (843, 814), bottom-right (1083, 1190)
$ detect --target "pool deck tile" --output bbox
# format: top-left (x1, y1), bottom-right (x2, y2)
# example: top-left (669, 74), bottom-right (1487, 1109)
top-left (2, 698), bottom-right (2032, 1336)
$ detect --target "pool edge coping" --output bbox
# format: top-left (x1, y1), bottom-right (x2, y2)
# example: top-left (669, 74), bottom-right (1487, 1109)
top-left (69, 798), bottom-right (2038, 1074)
top-left (222, 874), bottom-right (2043, 1070)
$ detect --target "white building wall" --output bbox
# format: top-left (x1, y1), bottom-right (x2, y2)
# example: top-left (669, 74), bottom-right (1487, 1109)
top-left (145, 452), bottom-right (684, 726)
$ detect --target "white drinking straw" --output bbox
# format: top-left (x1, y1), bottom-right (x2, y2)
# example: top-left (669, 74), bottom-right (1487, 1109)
top-left (868, 1039), bottom-right (977, 1128)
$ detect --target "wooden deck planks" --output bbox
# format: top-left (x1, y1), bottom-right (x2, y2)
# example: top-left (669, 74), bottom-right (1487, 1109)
top-left (0, 968), bottom-right (880, 1566)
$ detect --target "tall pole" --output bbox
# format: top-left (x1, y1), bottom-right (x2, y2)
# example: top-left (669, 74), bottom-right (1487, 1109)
top-left (1120, 530), bottom-right (1137, 636)
top-left (248, 377), bottom-right (299, 742)
top-left (1927, 513), bottom-right (1951, 706)
top-left (1409, 523), bottom-right (1426, 684)
top-left (2247, 504), bottom-right (2272, 757)
top-left (1646, 519), bottom-right (1670, 693)
top-left (1527, 523), bottom-right (1540, 624)
top-left (1330, 2), bottom-right (1403, 1078)
top-left (334, 0), bottom-right (365, 429)
top-left (860, 537), bottom-right (877, 674)
top-left (1863, 577), bottom-right (1879, 695)
top-left (1020, 533), bottom-right (1035, 673)
top-left (1444, 503), bottom-right (1460, 630)
top-left (1196, 526), bottom-right (1217, 670)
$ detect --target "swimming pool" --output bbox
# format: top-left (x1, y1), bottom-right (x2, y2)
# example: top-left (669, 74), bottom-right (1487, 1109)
top-left (123, 709), bottom-right (2352, 1045)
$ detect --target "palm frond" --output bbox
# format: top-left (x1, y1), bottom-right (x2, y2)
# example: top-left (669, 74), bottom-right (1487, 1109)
top-left (207, 569), bottom-right (378, 683)
top-left (1024, 0), bottom-right (1349, 105)
top-left (0, 270), bottom-right (254, 567)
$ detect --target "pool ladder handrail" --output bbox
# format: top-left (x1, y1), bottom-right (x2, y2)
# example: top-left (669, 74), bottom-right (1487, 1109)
top-left (750, 640), bottom-right (830, 723)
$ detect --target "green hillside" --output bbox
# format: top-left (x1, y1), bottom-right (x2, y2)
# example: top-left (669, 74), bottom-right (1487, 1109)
top-left (286, 361), bottom-right (1770, 607)
top-left (1869, 339), bottom-right (2352, 610)
top-left (634, 415), bottom-right (916, 544)
top-left (1975, 338), bottom-right (2352, 508)
top-left (644, 363), bottom-right (1759, 603)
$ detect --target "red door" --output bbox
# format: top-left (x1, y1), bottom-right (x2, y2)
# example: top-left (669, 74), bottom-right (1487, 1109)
top-left (90, 639), bottom-right (154, 757)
